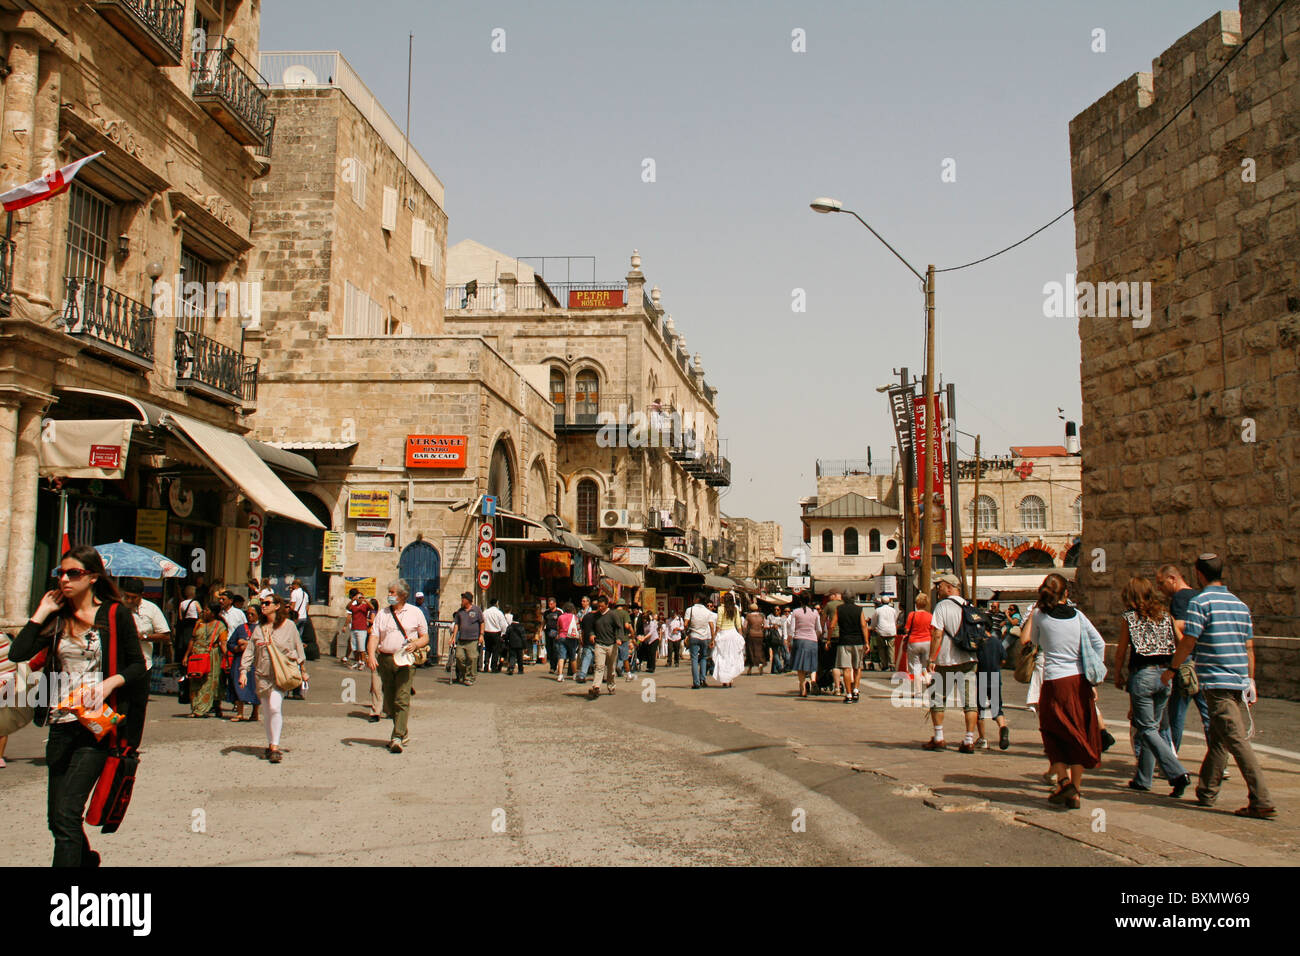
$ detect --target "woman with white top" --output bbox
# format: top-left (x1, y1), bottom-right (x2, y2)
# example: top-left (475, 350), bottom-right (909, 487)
top-left (712, 592), bottom-right (746, 687)
top-left (1018, 573), bottom-right (1105, 809)
top-left (788, 594), bottom-right (824, 698)
top-left (239, 595), bottom-right (306, 764)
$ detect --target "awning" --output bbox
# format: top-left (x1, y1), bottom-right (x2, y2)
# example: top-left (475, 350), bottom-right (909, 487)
top-left (963, 569), bottom-right (1076, 593)
top-left (649, 548), bottom-right (706, 573)
top-left (495, 510), bottom-right (559, 546)
top-left (264, 440), bottom-right (359, 451)
top-left (37, 419), bottom-right (134, 480)
top-left (755, 593), bottom-right (793, 605)
top-left (812, 577), bottom-right (875, 595)
top-left (161, 412), bottom-right (324, 528)
top-left (247, 438), bottom-right (317, 479)
top-left (703, 574), bottom-right (741, 590)
top-left (599, 561), bottom-right (642, 587)
top-left (553, 529), bottom-right (603, 557)
top-left (59, 386), bottom-right (167, 426)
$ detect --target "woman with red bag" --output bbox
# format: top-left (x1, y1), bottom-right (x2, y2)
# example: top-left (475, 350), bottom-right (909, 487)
top-left (10, 544), bottom-right (147, 867)
top-left (187, 604), bottom-right (228, 718)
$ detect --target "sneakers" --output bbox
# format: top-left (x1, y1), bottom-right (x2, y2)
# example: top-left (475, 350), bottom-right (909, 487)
top-left (625, 674), bottom-right (634, 682)
top-left (958, 741), bottom-right (976, 754)
top-left (388, 737), bottom-right (404, 754)
top-left (843, 695), bottom-right (853, 704)
top-left (1127, 780), bottom-right (1151, 792)
top-left (975, 737), bottom-right (989, 750)
top-left (1233, 805), bottom-right (1276, 820)
top-left (922, 738), bottom-right (946, 751)
top-left (556, 673), bottom-right (564, 682)
top-left (999, 726), bottom-right (1010, 750)
top-left (1169, 773), bottom-right (1191, 799)
top-left (367, 714), bottom-right (381, 723)
top-left (851, 691), bottom-right (860, 703)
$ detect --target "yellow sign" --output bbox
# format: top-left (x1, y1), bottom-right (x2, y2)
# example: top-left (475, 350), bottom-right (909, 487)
top-left (322, 531), bottom-right (345, 573)
top-left (344, 576), bottom-right (376, 599)
top-left (347, 488), bottom-right (390, 519)
top-left (135, 508), bottom-right (168, 552)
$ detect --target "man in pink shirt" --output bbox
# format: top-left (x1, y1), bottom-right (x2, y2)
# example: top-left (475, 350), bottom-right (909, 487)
top-left (367, 579), bottom-right (429, 754)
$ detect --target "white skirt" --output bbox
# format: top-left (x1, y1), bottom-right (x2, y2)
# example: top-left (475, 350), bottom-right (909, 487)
top-left (713, 628), bottom-right (746, 684)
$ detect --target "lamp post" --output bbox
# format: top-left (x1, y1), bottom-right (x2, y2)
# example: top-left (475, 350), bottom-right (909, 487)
top-left (811, 198), bottom-right (938, 599)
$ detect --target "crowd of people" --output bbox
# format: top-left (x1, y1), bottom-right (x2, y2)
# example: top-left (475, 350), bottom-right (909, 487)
top-left (0, 541), bottom-right (1277, 867)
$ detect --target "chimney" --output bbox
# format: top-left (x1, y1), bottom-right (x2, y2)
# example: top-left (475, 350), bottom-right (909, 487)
top-left (1065, 420), bottom-right (1080, 455)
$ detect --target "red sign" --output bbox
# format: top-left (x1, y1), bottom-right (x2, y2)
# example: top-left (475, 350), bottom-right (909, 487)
top-left (1014, 460), bottom-right (1034, 479)
top-left (405, 435), bottom-right (467, 468)
top-left (567, 288), bottom-right (624, 309)
top-left (477, 569), bottom-right (492, 589)
top-left (88, 444), bottom-right (121, 469)
top-left (910, 392), bottom-right (947, 553)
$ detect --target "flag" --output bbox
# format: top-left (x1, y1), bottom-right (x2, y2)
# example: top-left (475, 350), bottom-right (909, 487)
top-left (0, 151), bottom-right (105, 212)
top-left (59, 493), bottom-right (71, 556)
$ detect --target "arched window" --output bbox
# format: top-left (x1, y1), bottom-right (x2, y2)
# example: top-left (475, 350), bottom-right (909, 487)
top-left (550, 368), bottom-right (566, 426)
top-left (574, 370), bottom-right (599, 425)
top-left (843, 527), bottom-right (859, 555)
top-left (576, 479), bottom-right (599, 535)
top-left (1072, 495), bottom-right (1083, 532)
top-left (1019, 495), bottom-right (1046, 531)
top-left (488, 439), bottom-right (514, 512)
top-left (969, 495), bottom-right (998, 532)
top-left (821, 529), bottom-right (833, 553)
top-left (527, 460), bottom-right (547, 519)
top-left (869, 528), bottom-right (881, 552)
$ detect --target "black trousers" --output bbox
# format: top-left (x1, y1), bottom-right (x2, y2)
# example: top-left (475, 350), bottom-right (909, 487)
top-left (47, 723), bottom-right (109, 868)
top-left (667, 641), bottom-right (682, 665)
top-left (506, 646), bottom-right (525, 673)
top-left (545, 634), bottom-right (557, 671)
top-left (483, 633), bottom-right (503, 672)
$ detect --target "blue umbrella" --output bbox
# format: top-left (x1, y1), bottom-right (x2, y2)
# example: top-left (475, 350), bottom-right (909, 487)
top-left (94, 540), bottom-right (187, 579)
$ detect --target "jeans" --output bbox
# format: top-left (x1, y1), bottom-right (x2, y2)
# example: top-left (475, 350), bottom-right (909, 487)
top-left (616, 641), bottom-right (630, 676)
top-left (544, 634), bottom-right (557, 671)
top-left (1128, 666), bottom-right (1187, 788)
top-left (577, 644), bottom-right (594, 679)
top-left (564, 638), bottom-right (579, 672)
top-left (768, 638), bottom-right (789, 673)
top-left (1197, 688), bottom-right (1274, 808)
top-left (1163, 680), bottom-right (1211, 752)
top-left (46, 723), bottom-right (109, 867)
top-left (454, 640), bottom-right (480, 684)
top-left (377, 652), bottom-right (413, 740)
top-left (688, 638), bottom-right (710, 687)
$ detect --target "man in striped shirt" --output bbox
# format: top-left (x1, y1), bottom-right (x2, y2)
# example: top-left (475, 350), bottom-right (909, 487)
top-left (1164, 553), bottom-right (1275, 819)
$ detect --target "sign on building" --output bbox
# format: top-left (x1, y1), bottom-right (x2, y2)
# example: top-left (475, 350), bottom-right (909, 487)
top-left (568, 288), bottom-right (624, 309)
top-left (611, 546), bottom-right (650, 566)
top-left (347, 488), bottom-right (390, 518)
top-left (134, 509), bottom-right (167, 552)
top-left (405, 434), bottom-right (468, 468)
top-left (322, 532), bottom-right (345, 572)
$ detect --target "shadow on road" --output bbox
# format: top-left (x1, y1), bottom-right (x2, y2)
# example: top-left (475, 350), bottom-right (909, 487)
top-left (340, 737), bottom-right (393, 749)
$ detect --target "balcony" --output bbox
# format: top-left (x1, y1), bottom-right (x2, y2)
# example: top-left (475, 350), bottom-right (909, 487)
top-left (191, 38), bottom-right (274, 152)
top-left (556, 393), bottom-right (633, 432)
top-left (61, 276), bottom-right (156, 371)
top-left (174, 330), bottom-right (258, 406)
top-left (0, 238), bottom-right (13, 318)
top-left (701, 453), bottom-right (732, 487)
top-left (93, 1), bottom-right (185, 66)
top-left (647, 499), bottom-right (688, 535)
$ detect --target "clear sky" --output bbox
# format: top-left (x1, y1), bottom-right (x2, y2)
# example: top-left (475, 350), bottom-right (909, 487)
top-left (263, 0), bottom-right (1232, 552)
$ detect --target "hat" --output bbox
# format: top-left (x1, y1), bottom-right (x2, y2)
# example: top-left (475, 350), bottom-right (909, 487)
top-left (935, 573), bottom-right (961, 587)
top-left (415, 591), bottom-right (424, 598)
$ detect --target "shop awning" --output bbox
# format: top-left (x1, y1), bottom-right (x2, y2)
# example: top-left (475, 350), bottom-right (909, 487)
top-left (756, 593), bottom-right (793, 605)
top-left (963, 569), bottom-right (1076, 594)
top-left (495, 510), bottom-right (558, 545)
top-left (812, 577), bottom-right (875, 595)
top-left (247, 438), bottom-right (317, 479)
top-left (37, 419), bottom-right (134, 480)
top-left (59, 386), bottom-right (167, 426)
top-left (160, 412), bottom-right (324, 528)
top-left (553, 529), bottom-right (603, 557)
top-left (599, 561), bottom-right (642, 587)
top-left (703, 574), bottom-right (741, 590)
top-left (649, 548), bottom-right (706, 573)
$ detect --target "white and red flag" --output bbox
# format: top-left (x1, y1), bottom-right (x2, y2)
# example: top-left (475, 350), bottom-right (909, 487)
top-left (0, 151), bottom-right (104, 212)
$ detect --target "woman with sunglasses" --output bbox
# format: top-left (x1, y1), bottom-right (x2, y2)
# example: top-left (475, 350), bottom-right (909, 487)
top-left (238, 595), bottom-right (306, 764)
top-left (226, 601), bottom-right (261, 722)
top-left (10, 545), bottom-right (147, 866)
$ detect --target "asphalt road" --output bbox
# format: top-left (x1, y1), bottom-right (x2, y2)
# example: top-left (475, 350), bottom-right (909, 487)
top-left (3, 657), bottom-right (1295, 866)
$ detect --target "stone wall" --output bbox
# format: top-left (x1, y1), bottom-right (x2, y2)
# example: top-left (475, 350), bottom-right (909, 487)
top-left (1068, 0), bottom-right (1300, 638)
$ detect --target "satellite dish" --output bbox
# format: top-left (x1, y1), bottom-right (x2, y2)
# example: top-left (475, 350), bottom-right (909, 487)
top-left (281, 65), bottom-right (318, 86)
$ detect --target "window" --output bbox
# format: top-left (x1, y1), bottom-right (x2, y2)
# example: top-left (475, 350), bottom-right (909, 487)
top-left (821, 529), bottom-right (833, 553)
top-left (844, 527), bottom-right (859, 555)
top-left (343, 280), bottom-right (386, 336)
top-left (869, 528), bottom-right (881, 552)
top-left (1072, 495), bottom-right (1083, 532)
top-left (64, 182), bottom-right (112, 290)
top-left (969, 495), bottom-right (998, 532)
top-left (574, 370), bottom-right (599, 424)
top-left (550, 368), bottom-right (566, 426)
top-left (348, 158), bottom-right (367, 209)
top-left (576, 479), bottom-right (599, 535)
top-left (1019, 495), bottom-right (1046, 531)
top-left (488, 440), bottom-right (514, 512)
top-left (381, 186), bottom-right (398, 232)
top-left (179, 247), bottom-right (211, 333)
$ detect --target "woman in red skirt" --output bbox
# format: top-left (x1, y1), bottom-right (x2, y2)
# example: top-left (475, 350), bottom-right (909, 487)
top-left (1019, 573), bottom-right (1106, 809)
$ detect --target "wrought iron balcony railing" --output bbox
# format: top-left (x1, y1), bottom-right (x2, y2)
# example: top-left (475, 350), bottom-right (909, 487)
top-left (558, 393), bottom-right (634, 430)
top-left (647, 499), bottom-right (688, 534)
top-left (93, 0), bottom-right (185, 66)
top-left (174, 329), bottom-right (258, 405)
top-left (0, 237), bottom-right (13, 318)
top-left (701, 453), bottom-right (732, 487)
top-left (191, 37), bottom-right (274, 152)
top-left (61, 276), bottom-right (156, 369)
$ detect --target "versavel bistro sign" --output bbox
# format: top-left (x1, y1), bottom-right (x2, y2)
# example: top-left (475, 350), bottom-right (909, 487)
top-left (405, 435), bottom-right (468, 468)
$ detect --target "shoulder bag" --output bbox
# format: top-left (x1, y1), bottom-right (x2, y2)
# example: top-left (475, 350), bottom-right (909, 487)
top-left (1077, 615), bottom-right (1106, 685)
top-left (388, 606), bottom-right (428, 666)
top-left (263, 624), bottom-right (303, 692)
top-left (86, 604), bottom-right (140, 833)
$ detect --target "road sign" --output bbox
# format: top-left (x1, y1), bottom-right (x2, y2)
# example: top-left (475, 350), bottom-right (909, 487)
top-left (478, 540), bottom-right (493, 559)
top-left (482, 495), bottom-right (497, 517)
top-left (477, 569), bottom-right (492, 589)
top-left (478, 522), bottom-right (494, 544)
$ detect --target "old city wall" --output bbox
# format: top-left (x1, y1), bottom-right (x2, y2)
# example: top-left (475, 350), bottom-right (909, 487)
top-left (1068, 0), bottom-right (1299, 693)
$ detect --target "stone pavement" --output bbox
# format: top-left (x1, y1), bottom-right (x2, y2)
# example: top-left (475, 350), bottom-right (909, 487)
top-left (2, 658), bottom-right (1294, 866)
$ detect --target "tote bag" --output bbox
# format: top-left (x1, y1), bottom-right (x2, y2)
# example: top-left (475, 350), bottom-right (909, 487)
top-left (1077, 616), bottom-right (1106, 685)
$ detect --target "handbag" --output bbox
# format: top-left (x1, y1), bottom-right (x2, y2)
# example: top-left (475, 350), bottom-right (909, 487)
top-left (387, 606), bottom-right (428, 666)
top-left (263, 625), bottom-right (304, 691)
top-left (1077, 616), bottom-right (1106, 685)
top-left (1177, 659), bottom-right (1199, 696)
top-left (1013, 641), bottom-right (1038, 684)
top-left (186, 647), bottom-right (212, 680)
top-left (85, 604), bottom-right (140, 833)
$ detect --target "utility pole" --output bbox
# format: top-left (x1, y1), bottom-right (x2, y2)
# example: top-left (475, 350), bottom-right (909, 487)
top-left (899, 366), bottom-right (913, 613)
top-left (946, 381), bottom-right (963, 598)
top-left (919, 265), bottom-right (936, 600)
top-left (971, 434), bottom-right (981, 602)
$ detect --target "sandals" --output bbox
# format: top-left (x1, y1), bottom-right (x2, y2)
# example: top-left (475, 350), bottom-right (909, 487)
top-left (1048, 783), bottom-right (1080, 808)
top-left (1234, 805), bottom-right (1277, 820)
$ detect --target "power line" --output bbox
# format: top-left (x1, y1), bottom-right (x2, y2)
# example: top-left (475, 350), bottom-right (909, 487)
top-left (934, 0), bottom-right (1291, 275)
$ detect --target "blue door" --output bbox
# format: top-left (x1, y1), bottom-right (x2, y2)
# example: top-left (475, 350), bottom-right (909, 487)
top-left (398, 540), bottom-right (441, 621)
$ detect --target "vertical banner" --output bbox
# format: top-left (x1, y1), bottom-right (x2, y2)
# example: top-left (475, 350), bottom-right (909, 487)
top-left (887, 384), bottom-right (918, 560)
top-left (910, 392), bottom-right (948, 557)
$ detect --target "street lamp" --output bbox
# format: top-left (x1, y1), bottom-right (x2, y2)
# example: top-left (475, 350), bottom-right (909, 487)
top-left (811, 196), bottom-right (939, 599)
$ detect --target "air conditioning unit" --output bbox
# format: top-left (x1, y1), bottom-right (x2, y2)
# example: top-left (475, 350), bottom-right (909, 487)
top-left (601, 508), bottom-right (630, 529)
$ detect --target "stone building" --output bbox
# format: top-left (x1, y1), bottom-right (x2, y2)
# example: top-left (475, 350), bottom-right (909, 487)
top-left (245, 52), bottom-right (557, 621)
top-left (0, 0), bottom-right (324, 629)
top-left (726, 514), bottom-right (783, 583)
top-left (445, 240), bottom-right (736, 611)
top-left (1067, 0), bottom-right (1300, 640)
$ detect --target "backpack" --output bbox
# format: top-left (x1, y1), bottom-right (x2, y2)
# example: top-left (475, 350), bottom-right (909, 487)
top-left (943, 598), bottom-right (991, 654)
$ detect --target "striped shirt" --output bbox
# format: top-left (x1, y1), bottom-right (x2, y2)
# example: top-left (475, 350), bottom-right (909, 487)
top-left (1183, 584), bottom-right (1252, 691)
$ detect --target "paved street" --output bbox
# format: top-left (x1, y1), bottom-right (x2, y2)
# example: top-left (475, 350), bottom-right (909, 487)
top-left (5, 658), bottom-right (1296, 866)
